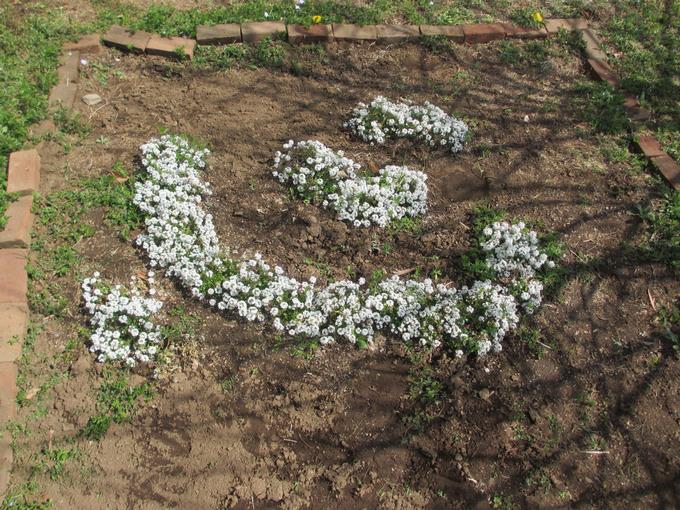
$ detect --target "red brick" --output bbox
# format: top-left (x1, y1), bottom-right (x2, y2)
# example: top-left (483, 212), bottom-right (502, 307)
top-left (587, 58), bottom-right (619, 86)
top-left (650, 154), bottom-right (680, 190)
top-left (102, 25), bottom-right (152, 53)
top-left (332, 23), bottom-right (377, 42)
top-left (196, 24), bottom-right (242, 45)
top-left (0, 304), bottom-right (28, 363)
top-left (0, 250), bottom-right (28, 304)
top-left (146, 35), bottom-right (196, 59)
top-left (636, 135), bottom-right (664, 158)
top-left (0, 362), bottom-right (18, 421)
top-left (376, 24), bottom-right (420, 43)
top-left (463, 23), bottom-right (506, 43)
top-left (544, 18), bottom-right (588, 34)
top-left (7, 150), bottom-right (40, 196)
top-left (0, 431), bottom-right (12, 496)
top-left (64, 33), bottom-right (102, 53)
top-left (624, 102), bottom-right (652, 122)
top-left (57, 50), bottom-right (80, 84)
top-left (0, 196), bottom-right (33, 249)
top-left (48, 82), bottom-right (77, 110)
top-left (287, 24), bottom-right (333, 44)
top-left (419, 24), bottom-right (464, 42)
top-left (581, 29), bottom-right (606, 60)
top-left (241, 21), bottom-right (287, 43)
top-left (501, 22), bottom-right (547, 39)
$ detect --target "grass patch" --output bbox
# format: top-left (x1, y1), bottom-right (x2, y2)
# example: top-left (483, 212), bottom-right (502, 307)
top-left (81, 371), bottom-right (154, 441)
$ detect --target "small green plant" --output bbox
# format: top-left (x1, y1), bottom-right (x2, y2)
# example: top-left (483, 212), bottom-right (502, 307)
top-left (409, 368), bottom-right (442, 405)
top-left (36, 447), bottom-right (78, 480)
top-left (82, 372), bottom-right (154, 441)
top-left (573, 81), bottom-right (629, 134)
top-left (633, 190), bottom-right (680, 272)
top-left (254, 37), bottom-right (286, 68)
top-left (219, 375), bottom-right (238, 393)
top-left (52, 108), bottom-right (90, 137)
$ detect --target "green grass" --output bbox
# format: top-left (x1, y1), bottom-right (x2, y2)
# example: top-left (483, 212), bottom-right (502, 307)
top-left (633, 188), bottom-right (680, 272)
top-left (81, 371), bottom-right (154, 441)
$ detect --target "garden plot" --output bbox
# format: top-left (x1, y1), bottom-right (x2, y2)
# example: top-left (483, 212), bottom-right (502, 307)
top-left (10, 38), bottom-right (680, 510)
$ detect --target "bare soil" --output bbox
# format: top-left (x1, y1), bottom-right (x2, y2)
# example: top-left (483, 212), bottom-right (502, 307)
top-left (13, 39), bottom-right (680, 509)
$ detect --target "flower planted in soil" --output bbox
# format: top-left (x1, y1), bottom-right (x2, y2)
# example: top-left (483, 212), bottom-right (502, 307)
top-left (345, 96), bottom-right (469, 154)
top-left (273, 140), bottom-right (428, 227)
top-left (132, 135), bottom-right (557, 359)
top-left (82, 272), bottom-right (163, 366)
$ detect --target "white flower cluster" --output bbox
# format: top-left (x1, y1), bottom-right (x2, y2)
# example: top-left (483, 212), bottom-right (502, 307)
top-left (134, 136), bottom-right (222, 299)
top-left (273, 140), bottom-right (428, 227)
top-left (480, 221), bottom-right (556, 313)
top-left (81, 272), bottom-right (163, 366)
top-left (134, 136), bottom-right (555, 357)
top-left (345, 96), bottom-right (469, 154)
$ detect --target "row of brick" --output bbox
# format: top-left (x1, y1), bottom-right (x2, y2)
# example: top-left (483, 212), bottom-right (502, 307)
top-left (196, 18), bottom-right (588, 46)
top-left (580, 29), bottom-right (680, 189)
top-left (94, 18), bottom-right (591, 60)
top-left (0, 150), bottom-right (37, 493)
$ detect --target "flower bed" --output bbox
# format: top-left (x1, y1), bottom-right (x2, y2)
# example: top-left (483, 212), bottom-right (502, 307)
top-left (119, 134), bottom-right (556, 358)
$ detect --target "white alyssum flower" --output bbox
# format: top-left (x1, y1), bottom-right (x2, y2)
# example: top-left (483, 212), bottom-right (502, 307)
top-left (273, 140), bottom-right (428, 227)
top-left (81, 272), bottom-right (163, 366)
top-left (345, 96), bottom-right (469, 154)
top-left (134, 135), bottom-right (556, 357)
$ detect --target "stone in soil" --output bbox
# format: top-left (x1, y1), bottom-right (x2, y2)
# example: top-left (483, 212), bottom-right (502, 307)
top-left (57, 50), bottom-right (80, 84)
top-left (376, 24), bottom-right (421, 43)
top-left (287, 24), bottom-right (333, 44)
top-left (64, 33), bottom-right (102, 53)
top-left (48, 82), bottom-right (77, 110)
top-left (82, 93), bottom-right (103, 106)
top-left (544, 18), bottom-right (588, 34)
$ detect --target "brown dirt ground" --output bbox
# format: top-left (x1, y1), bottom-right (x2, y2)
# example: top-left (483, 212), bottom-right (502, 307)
top-left (11, 39), bottom-right (680, 509)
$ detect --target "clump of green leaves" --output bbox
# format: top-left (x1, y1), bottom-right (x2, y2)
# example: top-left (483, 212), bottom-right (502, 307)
top-left (634, 190), bottom-right (680, 272)
top-left (498, 40), bottom-right (552, 69)
top-left (82, 372), bottom-right (154, 440)
top-left (573, 81), bottom-right (630, 134)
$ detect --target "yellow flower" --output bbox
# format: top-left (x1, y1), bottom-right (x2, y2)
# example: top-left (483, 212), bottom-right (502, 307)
top-left (312, 15), bottom-right (322, 24)
top-left (532, 11), bottom-right (544, 23)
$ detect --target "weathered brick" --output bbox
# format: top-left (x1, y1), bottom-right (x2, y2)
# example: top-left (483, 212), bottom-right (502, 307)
top-left (48, 82), bottom-right (77, 110)
top-left (419, 24), bottom-right (464, 42)
top-left (102, 25), bottom-right (152, 53)
top-left (376, 24), bottom-right (420, 43)
top-left (636, 135), bottom-right (665, 158)
top-left (544, 18), bottom-right (588, 34)
top-left (7, 150), bottom-right (40, 196)
top-left (0, 249), bottom-right (28, 304)
top-left (57, 50), bottom-right (80, 84)
top-left (463, 23), bottom-right (506, 43)
top-left (0, 304), bottom-right (28, 363)
top-left (0, 196), bottom-right (33, 249)
top-left (650, 154), bottom-right (680, 190)
top-left (587, 58), bottom-right (619, 86)
top-left (146, 35), bottom-right (197, 59)
top-left (64, 33), bottom-right (102, 53)
top-left (0, 362), bottom-right (18, 422)
top-left (287, 24), bottom-right (333, 44)
top-left (0, 431), bottom-right (12, 496)
top-left (196, 24), bottom-right (242, 44)
top-left (501, 22), bottom-right (547, 39)
top-left (581, 29), bottom-right (607, 60)
top-left (241, 21), bottom-right (287, 43)
top-left (332, 23), bottom-right (377, 42)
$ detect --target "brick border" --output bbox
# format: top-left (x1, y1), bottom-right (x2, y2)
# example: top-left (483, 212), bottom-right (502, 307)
top-left (2, 14), bottom-right (679, 499)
